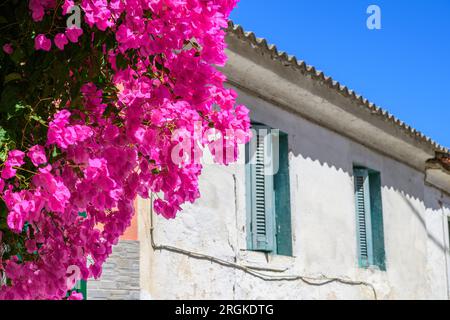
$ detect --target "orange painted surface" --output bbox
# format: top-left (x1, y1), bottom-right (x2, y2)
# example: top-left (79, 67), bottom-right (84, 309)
top-left (120, 199), bottom-right (138, 241)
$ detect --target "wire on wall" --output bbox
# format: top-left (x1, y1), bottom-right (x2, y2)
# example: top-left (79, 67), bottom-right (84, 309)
top-left (148, 194), bottom-right (378, 300)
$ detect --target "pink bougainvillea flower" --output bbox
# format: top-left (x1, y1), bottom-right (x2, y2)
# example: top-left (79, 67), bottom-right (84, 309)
top-left (65, 27), bottom-right (83, 43)
top-left (27, 145), bottom-right (47, 167)
top-left (7, 210), bottom-right (25, 233)
top-left (25, 240), bottom-right (37, 254)
top-left (153, 199), bottom-right (177, 220)
top-left (29, 0), bottom-right (56, 21)
top-left (34, 34), bottom-right (52, 51)
top-left (32, 171), bottom-right (70, 213)
top-left (0, 0), bottom-right (249, 301)
top-left (62, 0), bottom-right (75, 15)
top-left (67, 291), bottom-right (84, 300)
top-left (1, 165), bottom-right (16, 180)
top-left (6, 150), bottom-right (25, 167)
top-left (80, 0), bottom-right (113, 31)
top-left (54, 33), bottom-right (68, 50)
top-left (47, 110), bottom-right (93, 149)
top-left (28, 0), bottom-right (45, 21)
top-left (2, 43), bottom-right (13, 55)
top-left (2, 150), bottom-right (25, 179)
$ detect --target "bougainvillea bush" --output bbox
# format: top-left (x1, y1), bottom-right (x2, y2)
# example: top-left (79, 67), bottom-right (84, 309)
top-left (0, 0), bottom-right (250, 299)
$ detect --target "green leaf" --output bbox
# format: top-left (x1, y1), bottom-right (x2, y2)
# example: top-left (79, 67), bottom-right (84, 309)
top-left (52, 146), bottom-right (59, 158)
top-left (10, 47), bottom-right (25, 65)
top-left (4, 72), bottom-right (22, 84)
top-left (30, 114), bottom-right (47, 125)
top-left (0, 131), bottom-right (9, 162)
top-left (116, 53), bottom-right (128, 70)
top-left (0, 84), bottom-right (21, 114)
top-left (0, 127), bottom-right (7, 143)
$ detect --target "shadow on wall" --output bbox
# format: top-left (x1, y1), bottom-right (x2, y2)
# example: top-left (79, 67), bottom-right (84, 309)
top-left (233, 84), bottom-right (448, 253)
top-left (400, 193), bottom-right (447, 253)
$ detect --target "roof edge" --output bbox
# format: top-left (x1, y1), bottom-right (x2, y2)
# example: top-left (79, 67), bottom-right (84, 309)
top-left (226, 21), bottom-right (449, 155)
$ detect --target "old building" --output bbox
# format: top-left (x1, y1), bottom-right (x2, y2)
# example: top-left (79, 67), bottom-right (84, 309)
top-left (88, 23), bottom-right (450, 300)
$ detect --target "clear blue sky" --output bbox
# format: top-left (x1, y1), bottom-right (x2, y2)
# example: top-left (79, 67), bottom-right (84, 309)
top-left (231, 0), bottom-right (450, 148)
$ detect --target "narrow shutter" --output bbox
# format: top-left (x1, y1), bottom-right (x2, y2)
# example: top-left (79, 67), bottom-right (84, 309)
top-left (448, 218), bottom-right (450, 253)
top-left (75, 280), bottom-right (87, 300)
top-left (354, 168), bottom-right (373, 268)
top-left (248, 127), bottom-right (276, 252)
top-left (368, 172), bottom-right (386, 270)
top-left (274, 132), bottom-right (293, 256)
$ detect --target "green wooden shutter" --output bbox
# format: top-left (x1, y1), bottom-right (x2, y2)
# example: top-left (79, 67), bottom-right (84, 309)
top-left (74, 280), bottom-right (87, 300)
top-left (448, 218), bottom-right (450, 251)
top-left (274, 132), bottom-right (292, 256)
top-left (368, 171), bottom-right (386, 270)
top-left (354, 168), bottom-right (373, 268)
top-left (247, 126), bottom-right (276, 252)
top-left (448, 218), bottom-right (450, 254)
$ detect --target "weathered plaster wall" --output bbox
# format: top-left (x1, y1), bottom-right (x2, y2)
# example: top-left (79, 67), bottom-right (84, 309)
top-left (423, 185), bottom-right (449, 299)
top-left (441, 193), bottom-right (450, 298)
top-left (138, 86), bottom-right (450, 300)
top-left (86, 27), bottom-right (450, 300)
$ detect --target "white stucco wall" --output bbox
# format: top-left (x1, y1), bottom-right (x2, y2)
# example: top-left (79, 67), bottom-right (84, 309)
top-left (136, 87), bottom-right (450, 300)
top-left (423, 185), bottom-right (449, 299)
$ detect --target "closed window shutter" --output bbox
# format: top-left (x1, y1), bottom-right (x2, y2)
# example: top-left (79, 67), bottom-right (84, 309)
top-left (354, 168), bottom-right (373, 268)
top-left (368, 171), bottom-right (386, 270)
top-left (274, 132), bottom-right (293, 256)
top-left (248, 127), bottom-right (276, 252)
top-left (75, 280), bottom-right (87, 300)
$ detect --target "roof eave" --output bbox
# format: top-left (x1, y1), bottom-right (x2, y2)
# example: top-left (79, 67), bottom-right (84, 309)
top-left (224, 22), bottom-right (448, 171)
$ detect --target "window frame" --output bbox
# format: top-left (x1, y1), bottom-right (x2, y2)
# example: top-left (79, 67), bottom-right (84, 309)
top-left (246, 123), bottom-right (292, 256)
top-left (353, 166), bottom-right (386, 271)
